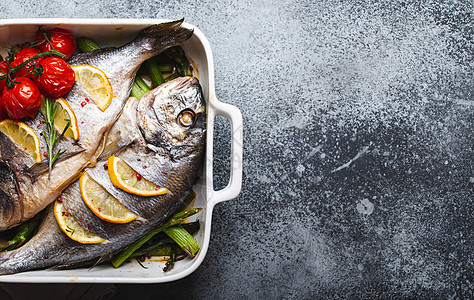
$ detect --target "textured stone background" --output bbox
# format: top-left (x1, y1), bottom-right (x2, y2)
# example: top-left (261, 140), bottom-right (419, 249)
top-left (0, 0), bottom-right (472, 299)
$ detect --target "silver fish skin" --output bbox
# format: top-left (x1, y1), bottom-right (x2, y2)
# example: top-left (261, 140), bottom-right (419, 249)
top-left (0, 20), bottom-right (193, 231)
top-left (0, 77), bottom-right (206, 275)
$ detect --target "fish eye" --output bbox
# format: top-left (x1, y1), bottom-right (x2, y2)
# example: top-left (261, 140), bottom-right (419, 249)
top-left (177, 109), bottom-right (195, 127)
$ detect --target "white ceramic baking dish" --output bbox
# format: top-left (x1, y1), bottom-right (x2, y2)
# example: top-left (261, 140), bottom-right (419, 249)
top-left (0, 18), bottom-right (243, 283)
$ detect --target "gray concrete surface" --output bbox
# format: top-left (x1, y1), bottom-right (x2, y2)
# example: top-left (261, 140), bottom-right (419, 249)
top-left (0, 0), bottom-right (472, 299)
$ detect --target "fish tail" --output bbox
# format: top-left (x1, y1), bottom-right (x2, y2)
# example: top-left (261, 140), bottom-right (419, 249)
top-left (0, 207), bottom-right (66, 275)
top-left (0, 251), bottom-right (14, 275)
top-left (0, 248), bottom-right (30, 275)
top-left (132, 19), bottom-right (194, 56)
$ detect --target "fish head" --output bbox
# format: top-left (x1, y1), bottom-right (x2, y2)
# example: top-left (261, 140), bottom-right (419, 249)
top-left (0, 131), bottom-right (34, 230)
top-left (137, 76), bottom-right (206, 156)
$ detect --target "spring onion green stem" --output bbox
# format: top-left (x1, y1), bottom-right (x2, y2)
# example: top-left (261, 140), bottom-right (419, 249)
top-left (162, 244), bottom-right (177, 272)
top-left (0, 214), bottom-right (41, 252)
top-left (145, 59), bottom-right (164, 88)
top-left (142, 244), bottom-right (185, 257)
top-left (129, 81), bottom-right (147, 100)
top-left (164, 72), bottom-right (180, 82)
top-left (134, 76), bottom-right (151, 92)
top-left (132, 221), bottom-right (200, 257)
top-left (164, 224), bottom-right (200, 257)
top-left (157, 63), bottom-right (174, 73)
top-left (168, 47), bottom-right (191, 76)
top-left (76, 37), bottom-right (100, 52)
top-left (111, 208), bottom-right (201, 268)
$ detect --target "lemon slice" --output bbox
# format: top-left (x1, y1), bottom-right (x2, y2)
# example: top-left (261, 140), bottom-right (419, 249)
top-left (41, 97), bottom-right (80, 140)
top-left (79, 172), bottom-right (137, 223)
top-left (0, 120), bottom-right (41, 163)
top-left (108, 156), bottom-right (168, 196)
top-left (54, 200), bottom-right (105, 244)
top-left (71, 64), bottom-right (113, 111)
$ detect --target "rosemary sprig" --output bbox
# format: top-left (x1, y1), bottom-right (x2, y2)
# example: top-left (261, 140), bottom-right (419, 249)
top-left (40, 97), bottom-right (70, 177)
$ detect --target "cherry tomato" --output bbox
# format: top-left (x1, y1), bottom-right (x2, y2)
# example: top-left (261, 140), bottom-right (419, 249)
top-left (0, 96), bottom-right (5, 121)
top-left (0, 61), bottom-right (8, 95)
top-left (2, 77), bottom-right (42, 120)
top-left (34, 56), bottom-right (75, 98)
top-left (10, 47), bottom-right (43, 79)
top-left (36, 28), bottom-right (76, 60)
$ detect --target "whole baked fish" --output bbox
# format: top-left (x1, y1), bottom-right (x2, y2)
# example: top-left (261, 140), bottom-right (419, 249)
top-left (0, 20), bottom-right (193, 231)
top-left (0, 76), bottom-right (206, 274)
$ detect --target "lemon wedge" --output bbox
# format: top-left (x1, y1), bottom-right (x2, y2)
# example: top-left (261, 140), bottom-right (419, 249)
top-left (71, 64), bottom-right (113, 111)
top-left (80, 172), bottom-right (137, 223)
top-left (0, 119), bottom-right (41, 163)
top-left (44, 97), bottom-right (80, 140)
top-left (108, 156), bottom-right (168, 196)
top-left (54, 199), bottom-right (105, 244)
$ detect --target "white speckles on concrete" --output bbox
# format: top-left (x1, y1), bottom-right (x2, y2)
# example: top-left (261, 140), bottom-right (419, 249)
top-left (356, 199), bottom-right (375, 216)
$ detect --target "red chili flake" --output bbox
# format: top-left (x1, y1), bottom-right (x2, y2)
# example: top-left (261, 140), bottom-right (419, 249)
top-left (85, 97), bottom-right (90, 102)
top-left (37, 125), bottom-right (40, 129)
top-left (41, 120), bottom-right (46, 124)
top-left (163, 172), bottom-right (168, 175)
top-left (78, 218), bottom-right (82, 222)
top-left (57, 196), bottom-right (63, 203)
top-left (15, 168), bottom-right (19, 172)
top-left (43, 151), bottom-right (47, 157)
top-left (103, 162), bottom-right (108, 169)
top-left (81, 101), bottom-right (87, 107)
top-left (155, 186), bottom-right (161, 191)
top-left (136, 173), bottom-right (142, 181)
top-left (146, 254), bottom-right (152, 259)
top-left (87, 224), bottom-right (92, 230)
top-left (40, 132), bottom-right (43, 136)
top-left (137, 158), bottom-right (141, 161)
top-left (24, 147), bottom-right (27, 151)
top-left (81, 121), bottom-right (84, 124)
top-left (139, 255), bottom-right (146, 262)
top-left (44, 255), bottom-right (49, 259)
top-left (143, 166), bottom-right (147, 169)
top-left (98, 208), bottom-right (101, 212)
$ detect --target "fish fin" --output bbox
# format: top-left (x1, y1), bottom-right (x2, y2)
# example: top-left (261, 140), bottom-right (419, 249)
top-left (130, 19), bottom-right (194, 56)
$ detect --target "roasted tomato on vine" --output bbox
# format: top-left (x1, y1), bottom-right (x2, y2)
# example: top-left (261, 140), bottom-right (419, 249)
top-left (36, 28), bottom-right (76, 60)
top-left (0, 96), bottom-right (5, 121)
top-left (10, 47), bottom-right (43, 79)
top-left (34, 56), bottom-right (75, 98)
top-left (0, 61), bottom-right (8, 95)
top-left (2, 77), bottom-right (42, 120)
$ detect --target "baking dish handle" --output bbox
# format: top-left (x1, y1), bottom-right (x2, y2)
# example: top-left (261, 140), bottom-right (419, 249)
top-left (209, 97), bottom-right (243, 205)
